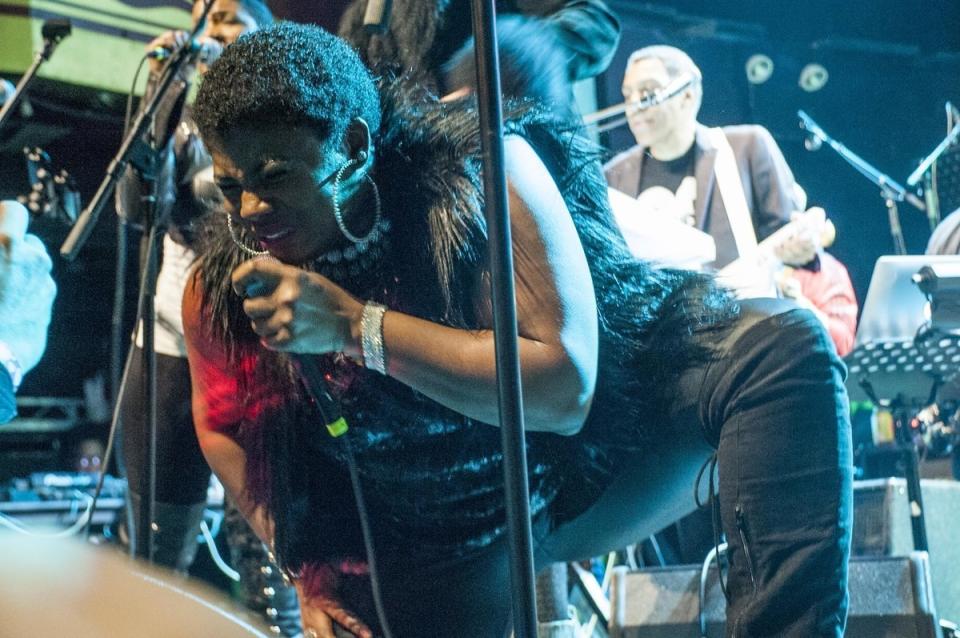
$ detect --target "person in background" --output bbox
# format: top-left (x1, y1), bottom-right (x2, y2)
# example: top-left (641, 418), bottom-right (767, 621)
top-left (114, 2), bottom-right (302, 635)
top-left (776, 253), bottom-right (857, 357)
top-left (338, 0), bottom-right (620, 97)
top-left (926, 206), bottom-right (960, 255)
top-left (0, 201), bottom-right (56, 424)
top-left (605, 45), bottom-right (801, 269)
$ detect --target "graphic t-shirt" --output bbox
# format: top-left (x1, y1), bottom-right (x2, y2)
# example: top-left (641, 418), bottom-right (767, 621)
top-left (636, 145), bottom-right (697, 226)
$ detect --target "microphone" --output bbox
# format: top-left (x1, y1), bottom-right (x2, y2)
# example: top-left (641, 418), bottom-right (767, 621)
top-left (240, 278), bottom-right (348, 438)
top-left (363, 0), bottom-right (393, 34)
top-left (804, 132), bottom-right (823, 151)
top-left (798, 111), bottom-right (825, 151)
top-left (147, 38), bottom-right (223, 65)
top-left (290, 354), bottom-right (349, 438)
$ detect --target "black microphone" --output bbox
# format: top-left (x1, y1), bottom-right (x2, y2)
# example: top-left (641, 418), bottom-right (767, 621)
top-left (241, 279), bottom-right (348, 438)
top-left (363, 0), bottom-right (393, 34)
top-left (147, 39), bottom-right (223, 65)
top-left (804, 132), bottom-right (823, 151)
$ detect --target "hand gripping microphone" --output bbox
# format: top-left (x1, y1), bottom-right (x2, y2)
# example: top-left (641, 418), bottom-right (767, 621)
top-left (241, 278), bottom-right (348, 438)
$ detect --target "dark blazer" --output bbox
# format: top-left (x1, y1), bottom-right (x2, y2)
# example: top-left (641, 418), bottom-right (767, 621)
top-left (604, 123), bottom-right (799, 267)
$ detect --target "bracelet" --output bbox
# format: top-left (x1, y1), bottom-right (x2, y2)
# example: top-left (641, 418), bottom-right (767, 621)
top-left (360, 301), bottom-right (388, 375)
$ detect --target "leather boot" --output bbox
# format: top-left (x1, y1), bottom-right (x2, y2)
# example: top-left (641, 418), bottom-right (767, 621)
top-left (125, 491), bottom-right (206, 575)
top-left (223, 498), bottom-right (303, 637)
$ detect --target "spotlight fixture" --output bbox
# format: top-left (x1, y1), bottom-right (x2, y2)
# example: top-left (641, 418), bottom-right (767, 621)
top-left (799, 63), bottom-right (829, 92)
top-left (745, 54), bottom-right (774, 85)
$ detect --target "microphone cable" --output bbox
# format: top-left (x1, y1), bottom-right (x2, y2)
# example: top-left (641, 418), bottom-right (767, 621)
top-left (291, 354), bottom-right (395, 638)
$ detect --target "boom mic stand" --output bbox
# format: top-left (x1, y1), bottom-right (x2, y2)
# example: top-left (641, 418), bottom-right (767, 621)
top-left (0, 19), bottom-right (71, 133)
top-left (58, 0), bottom-right (216, 564)
top-left (799, 110), bottom-right (926, 255)
top-left (470, 2), bottom-right (538, 637)
top-left (906, 102), bottom-right (960, 230)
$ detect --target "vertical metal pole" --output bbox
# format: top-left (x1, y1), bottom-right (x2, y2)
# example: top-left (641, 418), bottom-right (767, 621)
top-left (469, 2), bottom-right (538, 637)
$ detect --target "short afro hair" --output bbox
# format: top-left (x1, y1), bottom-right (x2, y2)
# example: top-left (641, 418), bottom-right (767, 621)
top-left (194, 22), bottom-right (380, 147)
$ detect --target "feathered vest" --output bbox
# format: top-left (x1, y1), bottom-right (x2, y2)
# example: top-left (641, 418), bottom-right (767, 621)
top-left (195, 88), bottom-right (735, 572)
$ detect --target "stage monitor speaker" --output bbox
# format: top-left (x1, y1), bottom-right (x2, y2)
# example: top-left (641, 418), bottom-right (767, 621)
top-left (608, 553), bottom-right (939, 638)
top-left (853, 478), bottom-right (960, 623)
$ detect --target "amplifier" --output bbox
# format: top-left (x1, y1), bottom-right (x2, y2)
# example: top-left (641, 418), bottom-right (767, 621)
top-left (0, 0), bottom-right (190, 95)
top-left (853, 478), bottom-right (960, 623)
top-left (608, 553), bottom-right (939, 638)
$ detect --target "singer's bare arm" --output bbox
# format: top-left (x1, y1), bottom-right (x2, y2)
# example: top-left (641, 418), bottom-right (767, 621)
top-left (231, 135), bottom-right (598, 435)
top-left (182, 271), bottom-right (273, 544)
top-left (183, 271), bottom-right (374, 638)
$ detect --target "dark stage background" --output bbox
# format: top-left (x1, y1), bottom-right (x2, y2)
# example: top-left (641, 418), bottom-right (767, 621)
top-left (1, 0), bottom-right (958, 401)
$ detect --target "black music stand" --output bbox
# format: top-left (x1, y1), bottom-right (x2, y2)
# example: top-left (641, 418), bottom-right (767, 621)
top-left (846, 256), bottom-right (960, 552)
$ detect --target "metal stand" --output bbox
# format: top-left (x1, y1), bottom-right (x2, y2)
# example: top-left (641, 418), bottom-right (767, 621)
top-left (907, 101), bottom-right (960, 229)
top-left (848, 357), bottom-right (936, 553)
top-left (58, 1), bottom-right (215, 563)
top-left (799, 110), bottom-right (926, 255)
top-left (469, 1), bottom-right (538, 636)
top-left (0, 20), bottom-right (71, 134)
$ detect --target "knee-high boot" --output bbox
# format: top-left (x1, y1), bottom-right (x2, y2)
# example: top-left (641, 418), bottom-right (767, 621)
top-left (125, 492), bottom-right (206, 575)
top-left (224, 499), bottom-right (303, 637)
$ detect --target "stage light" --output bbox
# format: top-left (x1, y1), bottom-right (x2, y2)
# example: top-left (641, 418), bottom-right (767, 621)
top-left (799, 63), bottom-right (829, 92)
top-left (745, 54), bottom-right (774, 84)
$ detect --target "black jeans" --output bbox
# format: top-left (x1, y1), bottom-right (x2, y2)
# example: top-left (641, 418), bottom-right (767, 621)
top-left (367, 299), bottom-right (853, 637)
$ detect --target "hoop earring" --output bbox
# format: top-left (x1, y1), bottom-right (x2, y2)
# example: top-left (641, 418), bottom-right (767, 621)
top-left (332, 153), bottom-right (382, 245)
top-left (225, 212), bottom-right (269, 257)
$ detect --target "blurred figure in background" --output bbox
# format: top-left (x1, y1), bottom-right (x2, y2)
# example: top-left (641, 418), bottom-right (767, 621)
top-left (605, 45), bottom-right (801, 269)
top-left (114, 1), bottom-right (302, 635)
top-left (0, 201), bottom-right (56, 424)
top-left (926, 206), bottom-right (960, 255)
top-left (338, 0), bottom-right (620, 97)
top-left (776, 252), bottom-right (857, 357)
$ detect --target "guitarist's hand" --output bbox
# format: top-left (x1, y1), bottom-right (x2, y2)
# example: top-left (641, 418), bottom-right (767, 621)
top-left (0, 201), bottom-right (56, 374)
top-left (774, 207), bottom-right (829, 267)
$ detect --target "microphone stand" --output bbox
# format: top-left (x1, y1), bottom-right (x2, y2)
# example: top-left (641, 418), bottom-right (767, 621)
top-left (470, 2), bottom-right (538, 637)
top-left (0, 19), bottom-right (71, 133)
top-left (799, 110), bottom-right (926, 256)
top-left (906, 103), bottom-right (960, 230)
top-left (59, 1), bottom-right (214, 564)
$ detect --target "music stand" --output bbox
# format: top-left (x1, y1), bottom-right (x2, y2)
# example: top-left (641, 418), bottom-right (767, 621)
top-left (846, 255), bottom-right (960, 552)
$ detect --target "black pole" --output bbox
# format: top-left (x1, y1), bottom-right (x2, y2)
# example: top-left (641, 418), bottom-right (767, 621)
top-left (896, 409), bottom-right (929, 552)
top-left (469, 2), bottom-right (538, 637)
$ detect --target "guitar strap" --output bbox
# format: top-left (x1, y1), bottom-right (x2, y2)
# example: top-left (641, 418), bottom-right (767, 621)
top-left (706, 127), bottom-right (759, 260)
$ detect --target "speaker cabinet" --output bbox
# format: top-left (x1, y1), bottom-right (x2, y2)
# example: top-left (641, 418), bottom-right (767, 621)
top-left (853, 478), bottom-right (960, 623)
top-left (608, 553), bottom-right (939, 638)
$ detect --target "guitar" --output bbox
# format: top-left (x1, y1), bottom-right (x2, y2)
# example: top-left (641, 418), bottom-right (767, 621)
top-left (717, 207), bottom-right (836, 298)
